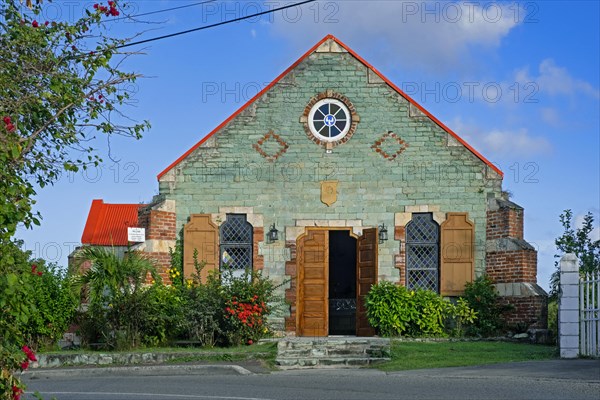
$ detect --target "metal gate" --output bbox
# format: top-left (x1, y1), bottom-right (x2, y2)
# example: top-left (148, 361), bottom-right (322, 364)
top-left (580, 271), bottom-right (600, 357)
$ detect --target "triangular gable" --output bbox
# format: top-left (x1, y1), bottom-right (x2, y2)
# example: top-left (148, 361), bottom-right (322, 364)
top-left (81, 199), bottom-right (144, 246)
top-left (157, 34), bottom-right (503, 180)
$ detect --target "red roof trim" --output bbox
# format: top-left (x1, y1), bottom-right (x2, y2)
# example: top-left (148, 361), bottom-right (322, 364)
top-left (157, 34), bottom-right (503, 179)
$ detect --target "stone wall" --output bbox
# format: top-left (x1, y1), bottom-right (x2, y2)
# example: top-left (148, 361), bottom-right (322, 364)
top-left (158, 41), bottom-right (502, 297)
top-left (151, 38), bottom-right (524, 334)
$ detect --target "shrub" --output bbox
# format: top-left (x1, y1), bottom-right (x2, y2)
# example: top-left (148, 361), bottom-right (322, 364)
top-left (365, 282), bottom-right (476, 337)
top-left (176, 271), bottom-right (223, 347)
top-left (24, 262), bottom-right (79, 350)
top-left (75, 246), bottom-right (161, 350)
top-left (220, 267), bottom-right (276, 346)
top-left (462, 275), bottom-right (505, 336)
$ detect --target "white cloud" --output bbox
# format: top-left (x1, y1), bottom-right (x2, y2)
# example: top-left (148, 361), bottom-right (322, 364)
top-left (540, 107), bottom-right (561, 127)
top-left (271, 1), bottom-right (521, 71)
top-left (450, 117), bottom-right (552, 157)
top-left (479, 128), bottom-right (552, 157)
top-left (515, 59), bottom-right (600, 99)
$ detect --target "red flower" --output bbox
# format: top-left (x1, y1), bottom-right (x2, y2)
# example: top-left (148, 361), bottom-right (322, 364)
top-left (93, 3), bottom-right (99, 9)
top-left (3, 116), bottom-right (11, 124)
top-left (32, 20), bottom-right (39, 28)
top-left (6, 123), bottom-right (15, 132)
top-left (37, 271), bottom-right (43, 276)
top-left (22, 345), bottom-right (37, 362)
top-left (21, 360), bottom-right (29, 370)
top-left (247, 339), bottom-right (253, 345)
top-left (44, 21), bottom-right (49, 26)
top-left (12, 385), bottom-right (23, 400)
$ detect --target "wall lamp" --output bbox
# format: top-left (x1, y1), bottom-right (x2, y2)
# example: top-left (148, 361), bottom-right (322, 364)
top-left (267, 223), bottom-right (279, 243)
top-left (378, 223), bottom-right (388, 244)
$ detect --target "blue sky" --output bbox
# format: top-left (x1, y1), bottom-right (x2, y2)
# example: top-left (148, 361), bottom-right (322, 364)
top-left (16, 1), bottom-right (599, 292)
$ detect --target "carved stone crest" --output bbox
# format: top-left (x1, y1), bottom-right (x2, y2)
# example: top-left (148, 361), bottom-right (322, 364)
top-left (320, 180), bottom-right (338, 207)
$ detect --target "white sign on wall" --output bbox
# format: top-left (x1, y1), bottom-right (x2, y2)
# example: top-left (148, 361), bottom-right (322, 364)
top-left (127, 227), bottom-right (146, 243)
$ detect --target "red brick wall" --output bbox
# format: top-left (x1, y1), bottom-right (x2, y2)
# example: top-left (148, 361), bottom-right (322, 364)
top-left (284, 240), bottom-right (297, 332)
top-left (253, 227), bottom-right (264, 271)
top-left (486, 249), bottom-right (538, 283)
top-left (142, 210), bottom-right (176, 240)
top-left (499, 295), bottom-right (548, 329)
top-left (486, 207), bottom-right (524, 240)
top-left (145, 251), bottom-right (172, 284)
top-left (394, 226), bottom-right (406, 286)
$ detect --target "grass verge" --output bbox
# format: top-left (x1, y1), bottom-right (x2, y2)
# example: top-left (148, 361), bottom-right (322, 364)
top-left (377, 341), bottom-right (558, 371)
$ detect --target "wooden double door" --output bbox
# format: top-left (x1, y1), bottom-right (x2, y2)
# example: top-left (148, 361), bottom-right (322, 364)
top-left (296, 228), bottom-right (377, 337)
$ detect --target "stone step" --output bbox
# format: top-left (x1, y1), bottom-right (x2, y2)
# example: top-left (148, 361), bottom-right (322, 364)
top-left (275, 356), bottom-right (390, 369)
top-left (275, 337), bottom-right (391, 369)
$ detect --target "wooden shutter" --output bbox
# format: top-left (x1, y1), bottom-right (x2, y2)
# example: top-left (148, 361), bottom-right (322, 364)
top-left (183, 214), bottom-right (219, 284)
top-left (440, 213), bottom-right (474, 296)
top-left (297, 229), bottom-right (328, 337)
top-left (356, 228), bottom-right (378, 337)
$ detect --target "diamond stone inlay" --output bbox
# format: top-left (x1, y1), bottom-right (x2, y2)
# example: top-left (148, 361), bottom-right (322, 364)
top-left (371, 131), bottom-right (409, 160)
top-left (253, 130), bottom-right (289, 162)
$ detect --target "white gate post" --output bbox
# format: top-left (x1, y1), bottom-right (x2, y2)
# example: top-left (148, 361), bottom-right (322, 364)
top-left (559, 254), bottom-right (579, 358)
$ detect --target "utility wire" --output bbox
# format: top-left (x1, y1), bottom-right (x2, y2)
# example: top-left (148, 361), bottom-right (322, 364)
top-left (118, 0), bottom-right (317, 48)
top-left (111, 0), bottom-right (217, 22)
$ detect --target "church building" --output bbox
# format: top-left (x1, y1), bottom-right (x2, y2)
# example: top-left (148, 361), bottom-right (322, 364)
top-left (111, 35), bottom-right (546, 336)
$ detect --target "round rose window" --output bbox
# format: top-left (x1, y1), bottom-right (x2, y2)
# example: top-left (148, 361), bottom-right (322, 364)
top-left (308, 99), bottom-right (351, 142)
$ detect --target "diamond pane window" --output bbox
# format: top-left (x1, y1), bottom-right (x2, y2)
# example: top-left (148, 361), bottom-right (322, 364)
top-left (406, 213), bottom-right (440, 292)
top-left (220, 214), bottom-right (253, 271)
top-left (308, 99), bottom-right (351, 142)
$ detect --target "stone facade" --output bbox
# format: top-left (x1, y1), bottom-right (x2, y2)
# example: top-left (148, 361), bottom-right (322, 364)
top-left (138, 35), bottom-right (546, 334)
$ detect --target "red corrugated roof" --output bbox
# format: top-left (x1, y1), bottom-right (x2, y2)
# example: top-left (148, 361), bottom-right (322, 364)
top-left (157, 34), bottom-right (503, 180)
top-left (81, 199), bottom-right (144, 246)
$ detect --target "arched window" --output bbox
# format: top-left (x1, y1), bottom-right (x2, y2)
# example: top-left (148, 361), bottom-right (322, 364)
top-left (219, 214), bottom-right (253, 277)
top-left (406, 213), bottom-right (440, 292)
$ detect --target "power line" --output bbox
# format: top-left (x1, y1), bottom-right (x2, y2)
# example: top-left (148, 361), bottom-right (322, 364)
top-left (111, 0), bottom-right (217, 22)
top-left (118, 0), bottom-right (317, 48)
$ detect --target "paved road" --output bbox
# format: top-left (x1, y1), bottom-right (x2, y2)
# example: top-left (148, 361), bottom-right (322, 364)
top-left (23, 360), bottom-right (600, 400)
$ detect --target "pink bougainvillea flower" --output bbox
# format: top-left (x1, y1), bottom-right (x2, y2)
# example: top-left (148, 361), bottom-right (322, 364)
top-left (32, 20), bottom-right (39, 28)
top-left (21, 360), bottom-right (29, 370)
